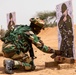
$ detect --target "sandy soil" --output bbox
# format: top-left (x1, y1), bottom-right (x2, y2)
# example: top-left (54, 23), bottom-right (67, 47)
top-left (0, 26), bottom-right (76, 75)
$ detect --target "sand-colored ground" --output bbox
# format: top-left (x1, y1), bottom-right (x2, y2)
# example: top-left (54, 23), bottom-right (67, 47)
top-left (0, 26), bottom-right (76, 75)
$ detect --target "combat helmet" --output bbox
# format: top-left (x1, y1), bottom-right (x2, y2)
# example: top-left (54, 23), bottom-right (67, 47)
top-left (9, 13), bottom-right (13, 19)
top-left (30, 18), bottom-right (45, 29)
top-left (61, 3), bottom-right (67, 13)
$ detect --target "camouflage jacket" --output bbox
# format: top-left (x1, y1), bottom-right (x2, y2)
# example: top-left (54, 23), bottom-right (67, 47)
top-left (1, 25), bottom-right (51, 54)
top-left (58, 15), bottom-right (73, 38)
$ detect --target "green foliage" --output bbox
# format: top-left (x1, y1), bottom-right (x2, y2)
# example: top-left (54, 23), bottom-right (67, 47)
top-left (36, 11), bottom-right (57, 27)
top-left (37, 11), bottom-right (56, 19)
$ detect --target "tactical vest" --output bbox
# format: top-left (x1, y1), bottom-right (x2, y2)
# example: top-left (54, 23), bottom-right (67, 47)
top-left (2, 25), bottom-right (32, 55)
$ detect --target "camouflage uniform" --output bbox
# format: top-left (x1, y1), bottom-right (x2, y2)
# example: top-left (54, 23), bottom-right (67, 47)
top-left (1, 25), bottom-right (55, 73)
top-left (58, 3), bottom-right (73, 57)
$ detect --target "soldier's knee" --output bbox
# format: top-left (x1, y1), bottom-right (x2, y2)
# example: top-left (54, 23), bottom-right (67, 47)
top-left (24, 65), bottom-right (35, 71)
top-left (2, 43), bottom-right (16, 58)
top-left (24, 65), bottom-right (32, 70)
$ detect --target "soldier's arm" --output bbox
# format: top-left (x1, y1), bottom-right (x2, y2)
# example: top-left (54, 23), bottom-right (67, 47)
top-left (58, 16), bottom-right (68, 36)
top-left (25, 31), bottom-right (55, 54)
top-left (67, 15), bottom-right (73, 37)
top-left (58, 16), bottom-right (64, 34)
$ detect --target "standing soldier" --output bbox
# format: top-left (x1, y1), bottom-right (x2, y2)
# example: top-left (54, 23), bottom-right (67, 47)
top-left (58, 3), bottom-right (73, 57)
top-left (8, 13), bottom-right (15, 30)
top-left (1, 18), bottom-right (59, 74)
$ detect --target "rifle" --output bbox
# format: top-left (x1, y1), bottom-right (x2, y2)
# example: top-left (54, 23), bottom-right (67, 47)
top-left (29, 41), bottom-right (37, 60)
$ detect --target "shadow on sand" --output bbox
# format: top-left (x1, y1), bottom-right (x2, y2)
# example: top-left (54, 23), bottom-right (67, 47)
top-left (0, 67), bottom-right (6, 74)
top-left (45, 61), bottom-right (61, 70)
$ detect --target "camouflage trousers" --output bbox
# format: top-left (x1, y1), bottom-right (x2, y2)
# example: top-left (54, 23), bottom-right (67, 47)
top-left (60, 37), bottom-right (73, 57)
top-left (2, 43), bottom-right (35, 71)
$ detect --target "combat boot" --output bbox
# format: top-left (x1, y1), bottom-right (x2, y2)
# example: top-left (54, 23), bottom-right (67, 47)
top-left (3, 60), bottom-right (14, 74)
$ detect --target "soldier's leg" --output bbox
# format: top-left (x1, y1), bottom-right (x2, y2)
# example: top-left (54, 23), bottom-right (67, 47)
top-left (11, 52), bottom-right (35, 70)
top-left (20, 54), bottom-right (35, 71)
top-left (67, 47), bottom-right (73, 57)
top-left (2, 43), bottom-right (16, 58)
top-left (3, 59), bottom-right (35, 74)
top-left (11, 49), bottom-right (35, 69)
top-left (3, 54), bottom-right (35, 74)
top-left (60, 38), bottom-right (65, 56)
top-left (14, 60), bottom-right (35, 71)
top-left (67, 39), bottom-right (73, 57)
top-left (59, 39), bottom-right (69, 57)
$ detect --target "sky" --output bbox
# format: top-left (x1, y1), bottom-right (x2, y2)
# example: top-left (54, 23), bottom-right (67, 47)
top-left (0, 0), bottom-right (76, 30)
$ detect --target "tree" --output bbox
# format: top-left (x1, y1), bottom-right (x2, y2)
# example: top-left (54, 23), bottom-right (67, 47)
top-left (36, 11), bottom-right (57, 27)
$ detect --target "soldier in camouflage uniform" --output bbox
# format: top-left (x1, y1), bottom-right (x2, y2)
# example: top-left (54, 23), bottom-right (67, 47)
top-left (1, 18), bottom-right (59, 74)
top-left (8, 13), bottom-right (15, 30)
top-left (58, 3), bottom-right (73, 57)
